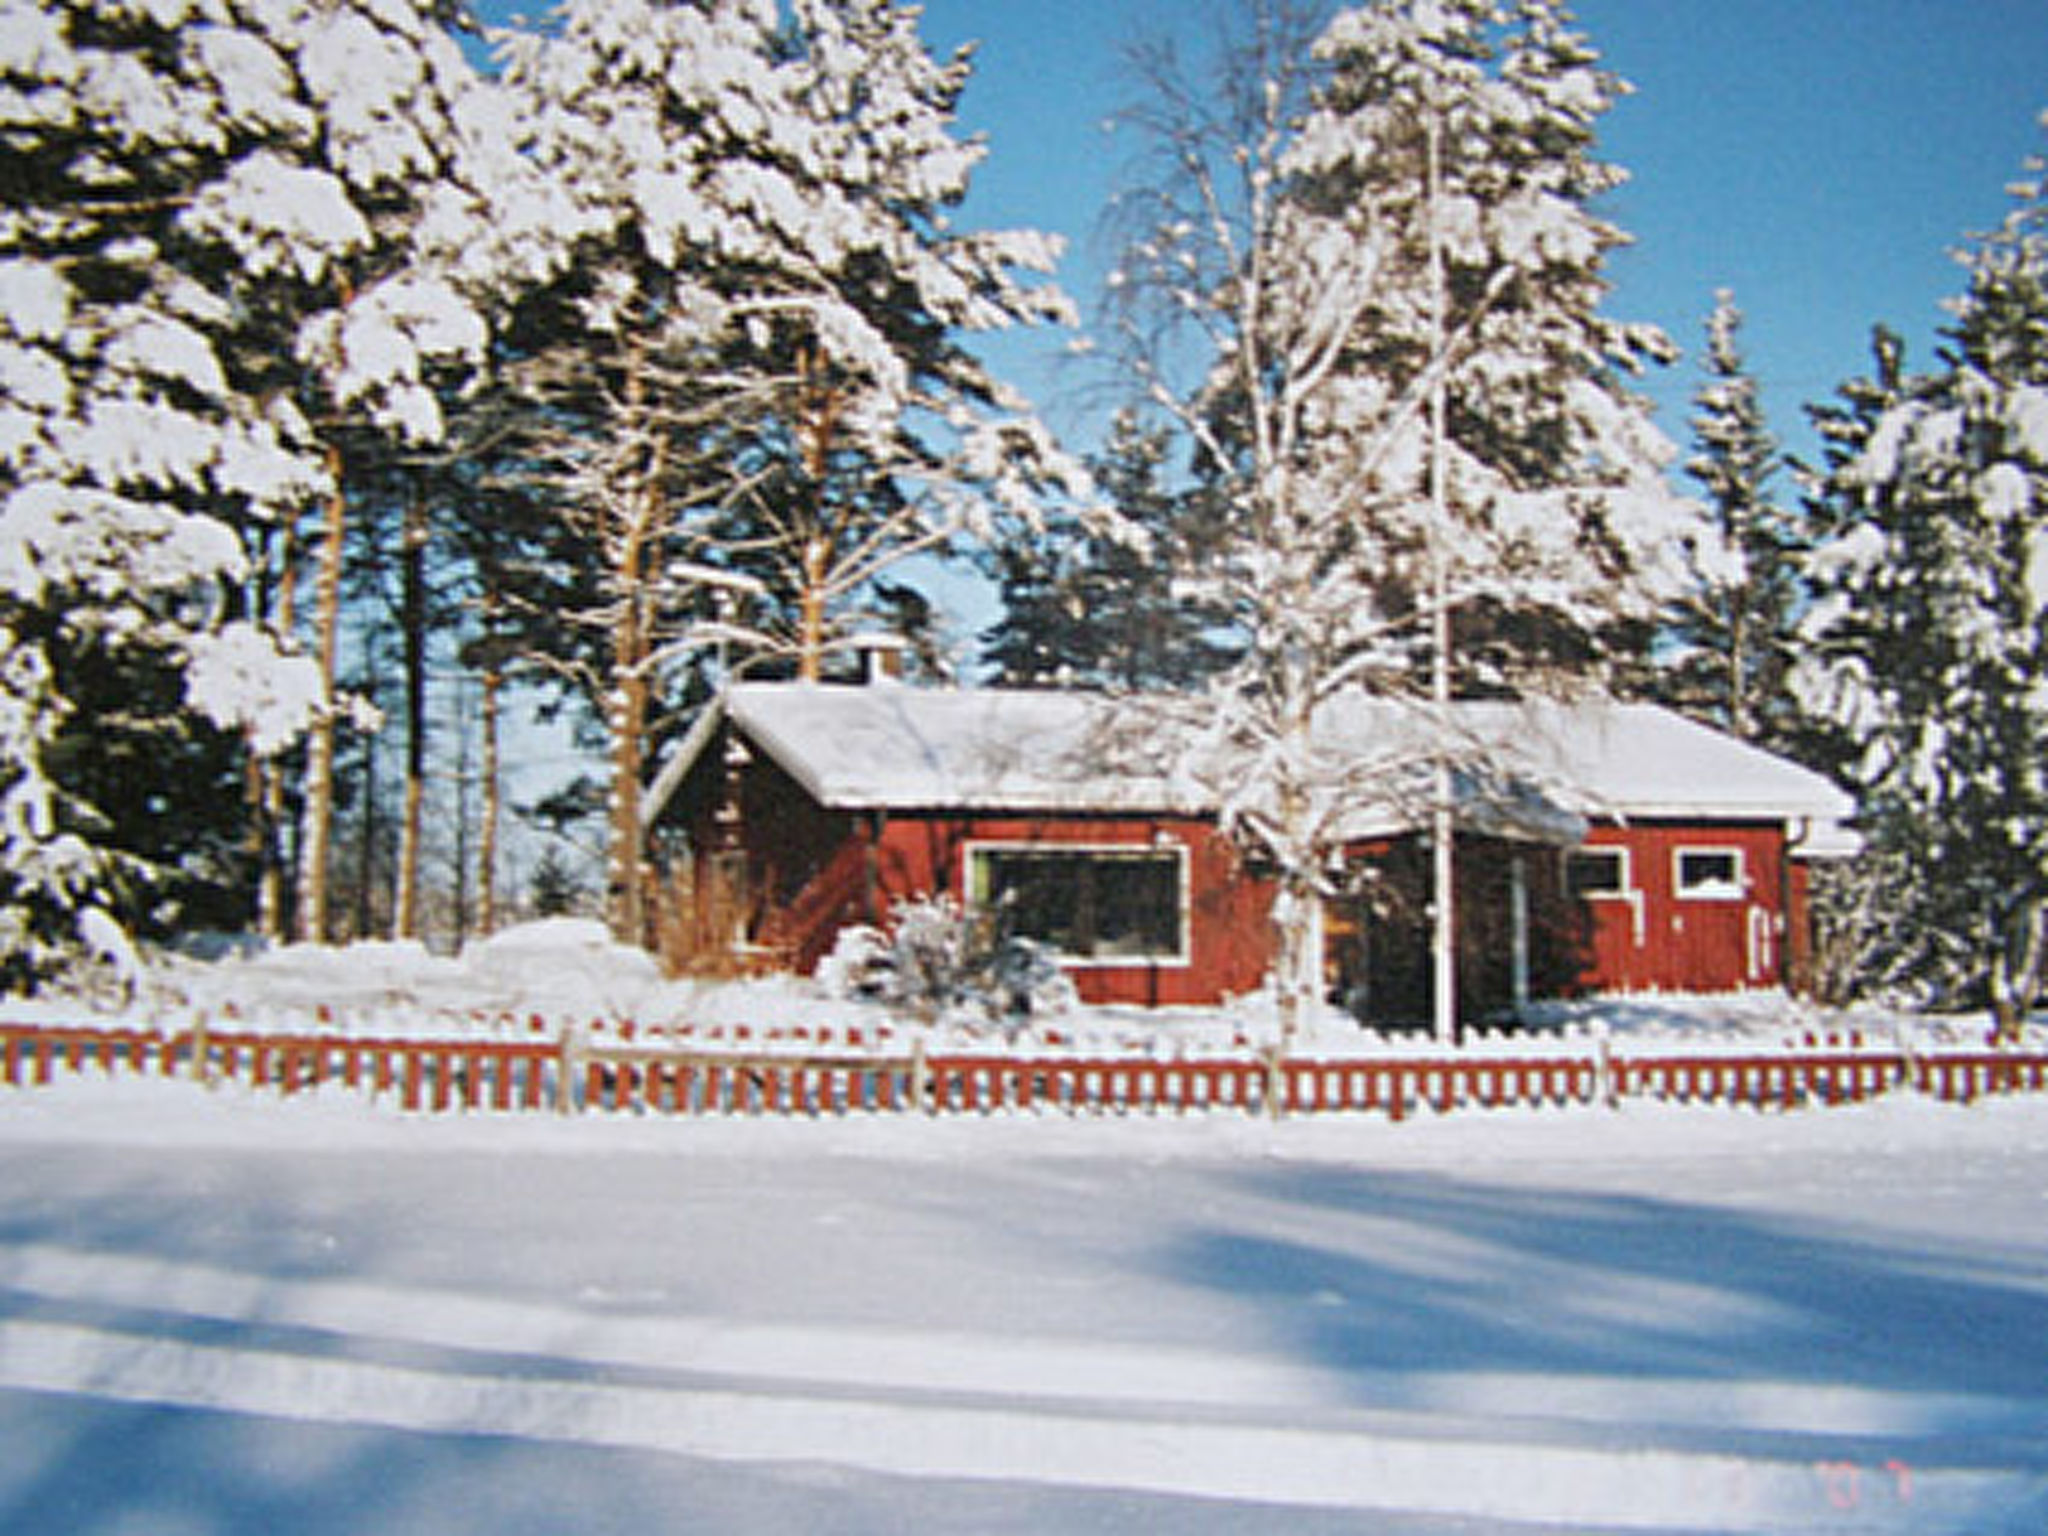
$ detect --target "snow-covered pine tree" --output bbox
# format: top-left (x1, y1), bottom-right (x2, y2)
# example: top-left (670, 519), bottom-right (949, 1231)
top-left (482, 0), bottom-right (793, 944)
top-left (0, 2), bottom-right (277, 978)
top-left (221, 6), bottom-right (500, 946)
top-left (694, 0), bottom-right (1095, 683)
top-left (490, 0), bottom-right (1091, 943)
top-left (1660, 289), bottom-right (1804, 747)
top-left (0, 0), bottom-right (509, 971)
top-left (1106, 0), bottom-right (1704, 1042)
top-left (1796, 117), bottom-right (2048, 1039)
top-left (1284, 0), bottom-right (1698, 690)
top-left (983, 410), bottom-right (1231, 690)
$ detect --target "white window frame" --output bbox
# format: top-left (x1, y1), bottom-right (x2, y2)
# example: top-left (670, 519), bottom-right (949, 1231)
top-left (1566, 846), bottom-right (1633, 901)
top-left (964, 841), bottom-right (1192, 968)
top-left (1567, 845), bottom-right (1645, 946)
top-left (1674, 845), bottom-right (1747, 902)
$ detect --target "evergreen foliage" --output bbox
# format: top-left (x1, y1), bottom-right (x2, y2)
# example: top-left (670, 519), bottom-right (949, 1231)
top-left (485, 0), bottom-right (1090, 939)
top-left (0, 0), bottom-right (501, 975)
top-left (1660, 290), bottom-right (1805, 749)
top-left (1797, 119), bottom-right (2048, 1035)
top-left (983, 411), bottom-right (1231, 690)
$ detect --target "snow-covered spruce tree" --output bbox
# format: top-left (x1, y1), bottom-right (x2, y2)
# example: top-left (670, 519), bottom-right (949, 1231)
top-left (1796, 121), bottom-right (2048, 1038)
top-left (490, 0), bottom-right (1091, 944)
top-left (1105, 0), bottom-right (1704, 1042)
top-left (0, 1), bottom-right (290, 978)
top-left (1658, 289), bottom-right (1804, 747)
top-left (983, 410), bottom-right (1232, 690)
top-left (0, 0), bottom-right (511, 970)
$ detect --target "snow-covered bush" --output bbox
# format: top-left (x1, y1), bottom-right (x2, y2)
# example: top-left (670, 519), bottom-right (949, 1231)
top-left (818, 896), bottom-right (1076, 1030)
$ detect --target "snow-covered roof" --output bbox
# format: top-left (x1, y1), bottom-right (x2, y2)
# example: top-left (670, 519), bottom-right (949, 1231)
top-left (1440, 699), bottom-right (1857, 824)
top-left (666, 682), bottom-right (1854, 835)
top-left (713, 683), bottom-right (1199, 814)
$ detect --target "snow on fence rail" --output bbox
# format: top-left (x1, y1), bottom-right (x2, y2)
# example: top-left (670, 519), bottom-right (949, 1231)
top-left (5, 1019), bottom-right (2048, 1121)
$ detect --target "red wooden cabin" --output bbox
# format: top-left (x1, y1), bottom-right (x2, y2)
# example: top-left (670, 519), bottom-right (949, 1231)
top-left (654, 682), bottom-right (1856, 1020)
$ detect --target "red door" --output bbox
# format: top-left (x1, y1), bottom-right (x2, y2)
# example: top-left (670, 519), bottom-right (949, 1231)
top-left (1663, 837), bottom-right (1779, 990)
top-left (1566, 841), bottom-right (1647, 990)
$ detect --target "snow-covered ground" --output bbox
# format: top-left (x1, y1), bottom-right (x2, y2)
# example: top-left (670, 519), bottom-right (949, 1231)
top-left (5, 921), bottom-right (2045, 1530)
top-left (2, 1074), bottom-right (2046, 1533)
top-left (32, 917), bottom-right (2040, 1059)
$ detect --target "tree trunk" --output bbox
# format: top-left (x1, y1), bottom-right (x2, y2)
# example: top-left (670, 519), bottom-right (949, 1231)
top-left (1991, 896), bottom-right (2046, 1044)
top-left (353, 627), bottom-right (379, 940)
top-left (452, 673), bottom-right (472, 944)
top-left (603, 341), bottom-right (668, 946)
top-left (252, 513), bottom-right (297, 943)
top-left (478, 664), bottom-right (501, 936)
top-left (1271, 874), bottom-right (1322, 1053)
top-left (793, 349), bottom-right (843, 684)
top-left (1727, 586), bottom-right (1752, 740)
top-left (296, 455), bottom-right (348, 944)
top-left (796, 539), bottom-right (829, 683)
top-left (394, 487), bottom-right (428, 939)
top-left (1426, 101), bottom-right (1459, 1049)
top-left (607, 612), bottom-right (649, 944)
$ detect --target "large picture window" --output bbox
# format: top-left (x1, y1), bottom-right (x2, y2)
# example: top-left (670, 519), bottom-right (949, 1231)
top-left (967, 844), bottom-right (1188, 964)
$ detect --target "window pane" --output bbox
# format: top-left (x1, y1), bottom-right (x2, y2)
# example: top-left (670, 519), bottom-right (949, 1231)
top-left (1676, 849), bottom-right (1743, 898)
top-left (982, 852), bottom-right (1083, 952)
top-left (1093, 856), bottom-right (1181, 957)
top-left (1567, 849), bottom-right (1626, 897)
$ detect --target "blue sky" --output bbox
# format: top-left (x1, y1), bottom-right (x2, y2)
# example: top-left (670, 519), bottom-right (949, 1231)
top-left (916, 0), bottom-right (2048, 470)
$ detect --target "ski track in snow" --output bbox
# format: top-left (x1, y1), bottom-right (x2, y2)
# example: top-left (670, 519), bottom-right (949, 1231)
top-left (0, 1302), bottom-right (2021, 1533)
top-left (3, 1084), bottom-right (2048, 1529)
top-left (1, 1239), bottom-right (2042, 1445)
top-left (0, 1237), bottom-right (2043, 1531)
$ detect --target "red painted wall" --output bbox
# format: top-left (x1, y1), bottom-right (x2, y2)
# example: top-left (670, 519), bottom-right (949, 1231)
top-left (869, 813), bottom-right (1273, 1007)
top-left (1573, 821), bottom-right (1791, 993)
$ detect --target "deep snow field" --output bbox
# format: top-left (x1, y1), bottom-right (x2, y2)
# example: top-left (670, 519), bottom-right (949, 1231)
top-left (4, 923), bottom-right (2047, 1532)
top-left (3, 1073), bottom-right (2047, 1532)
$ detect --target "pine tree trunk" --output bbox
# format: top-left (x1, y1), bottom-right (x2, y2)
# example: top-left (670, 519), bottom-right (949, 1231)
top-left (298, 457), bottom-right (348, 944)
top-left (1992, 897), bottom-right (2046, 1044)
top-left (797, 540), bottom-right (829, 683)
top-left (1425, 100), bottom-right (1459, 1049)
top-left (353, 639), bottom-right (378, 940)
top-left (793, 350), bottom-right (842, 685)
top-left (478, 664), bottom-right (501, 936)
top-left (252, 514), bottom-right (298, 942)
top-left (394, 489), bottom-right (427, 939)
top-left (608, 603), bottom-right (649, 944)
top-left (1727, 589), bottom-right (1752, 740)
top-left (606, 344), bottom-right (659, 945)
top-left (452, 674), bottom-right (472, 943)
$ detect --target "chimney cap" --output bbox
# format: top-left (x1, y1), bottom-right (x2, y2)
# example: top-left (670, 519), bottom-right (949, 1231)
top-left (854, 632), bottom-right (909, 683)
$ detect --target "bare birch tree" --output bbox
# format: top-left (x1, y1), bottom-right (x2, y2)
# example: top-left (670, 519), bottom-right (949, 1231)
top-left (1105, 0), bottom-right (1706, 1044)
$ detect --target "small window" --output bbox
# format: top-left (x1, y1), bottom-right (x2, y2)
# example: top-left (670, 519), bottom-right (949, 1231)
top-left (968, 845), bottom-right (1187, 964)
top-left (1567, 848), bottom-right (1630, 899)
top-left (1675, 847), bottom-right (1746, 901)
